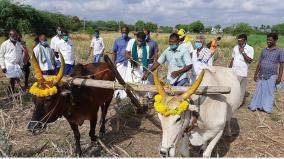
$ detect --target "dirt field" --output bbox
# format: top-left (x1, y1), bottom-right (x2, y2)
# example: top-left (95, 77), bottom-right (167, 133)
top-left (0, 34), bottom-right (283, 157)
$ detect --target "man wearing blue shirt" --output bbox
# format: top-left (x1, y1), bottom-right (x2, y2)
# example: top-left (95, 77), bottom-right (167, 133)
top-left (112, 26), bottom-right (131, 65)
top-left (112, 26), bottom-right (131, 99)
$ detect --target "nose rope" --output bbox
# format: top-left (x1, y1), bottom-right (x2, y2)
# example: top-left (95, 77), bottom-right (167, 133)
top-left (27, 98), bottom-right (60, 133)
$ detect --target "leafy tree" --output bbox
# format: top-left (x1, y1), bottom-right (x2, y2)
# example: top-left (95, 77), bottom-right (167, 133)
top-left (106, 20), bottom-right (119, 31)
top-left (205, 26), bottom-right (212, 33)
top-left (17, 19), bottom-right (32, 33)
top-left (223, 26), bottom-right (234, 34)
top-left (188, 21), bottom-right (205, 33)
top-left (70, 16), bottom-right (82, 32)
top-left (134, 20), bottom-right (146, 31)
top-left (128, 24), bottom-right (135, 32)
top-left (159, 26), bottom-right (173, 33)
top-left (214, 24), bottom-right (221, 30)
top-left (232, 23), bottom-right (252, 35)
top-left (145, 22), bottom-right (158, 32)
top-left (175, 24), bottom-right (189, 32)
top-left (272, 23), bottom-right (284, 35)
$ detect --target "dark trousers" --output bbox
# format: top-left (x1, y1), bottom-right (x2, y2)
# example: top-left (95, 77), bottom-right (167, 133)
top-left (22, 62), bottom-right (31, 88)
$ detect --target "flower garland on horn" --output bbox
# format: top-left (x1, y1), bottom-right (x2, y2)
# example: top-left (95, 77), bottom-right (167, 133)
top-left (154, 94), bottom-right (189, 116)
top-left (29, 76), bottom-right (62, 97)
top-left (152, 69), bottom-right (205, 116)
top-left (29, 51), bottom-right (65, 97)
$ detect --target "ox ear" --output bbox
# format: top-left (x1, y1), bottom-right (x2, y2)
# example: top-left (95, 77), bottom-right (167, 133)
top-left (181, 69), bottom-right (205, 100)
top-left (153, 70), bottom-right (167, 98)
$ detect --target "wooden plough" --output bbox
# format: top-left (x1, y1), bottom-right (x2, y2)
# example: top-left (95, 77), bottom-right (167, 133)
top-left (61, 55), bottom-right (231, 112)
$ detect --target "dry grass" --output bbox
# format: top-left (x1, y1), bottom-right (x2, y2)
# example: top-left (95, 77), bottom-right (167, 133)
top-left (0, 33), bottom-right (283, 157)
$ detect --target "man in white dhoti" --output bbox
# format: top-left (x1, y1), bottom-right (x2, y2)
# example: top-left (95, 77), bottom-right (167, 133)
top-left (0, 29), bottom-right (24, 92)
top-left (112, 26), bottom-right (131, 99)
top-left (125, 32), bottom-right (153, 109)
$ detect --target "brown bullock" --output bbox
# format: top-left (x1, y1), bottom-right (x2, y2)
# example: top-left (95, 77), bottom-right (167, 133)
top-left (27, 54), bottom-right (115, 156)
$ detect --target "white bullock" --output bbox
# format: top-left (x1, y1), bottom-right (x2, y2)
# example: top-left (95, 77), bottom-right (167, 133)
top-left (154, 66), bottom-right (242, 157)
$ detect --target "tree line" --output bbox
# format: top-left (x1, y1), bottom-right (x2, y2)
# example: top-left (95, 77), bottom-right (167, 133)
top-left (1, 0), bottom-right (284, 37)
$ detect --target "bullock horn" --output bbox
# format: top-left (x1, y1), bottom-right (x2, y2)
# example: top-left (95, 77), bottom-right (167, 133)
top-left (31, 51), bottom-right (45, 84)
top-left (53, 52), bottom-right (65, 86)
top-left (153, 70), bottom-right (166, 97)
top-left (181, 69), bottom-right (205, 99)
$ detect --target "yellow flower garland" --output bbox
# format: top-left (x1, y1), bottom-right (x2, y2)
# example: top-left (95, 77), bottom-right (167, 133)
top-left (154, 94), bottom-right (189, 116)
top-left (29, 76), bottom-right (61, 97)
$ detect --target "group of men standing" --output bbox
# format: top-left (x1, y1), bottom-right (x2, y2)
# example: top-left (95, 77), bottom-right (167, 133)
top-left (110, 26), bottom-right (283, 114)
top-left (0, 26), bottom-right (283, 114)
top-left (0, 27), bottom-right (75, 92)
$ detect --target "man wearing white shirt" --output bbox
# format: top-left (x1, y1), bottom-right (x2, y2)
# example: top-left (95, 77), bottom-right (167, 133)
top-left (33, 34), bottom-right (56, 75)
top-left (50, 26), bottom-right (63, 72)
top-left (0, 29), bottom-right (23, 92)
top-left (229, 34), bottom-right (254, 102)
top-left (125, 32), bottom-right (151, 84)
top-left (56, 30), bottom-right (75, 75)
top-left (191, 35), bottom-right (215, 83)
top-left (125, 32), bottom-right (152, 110)
top-left (88, 30), bottom-right (105, 63)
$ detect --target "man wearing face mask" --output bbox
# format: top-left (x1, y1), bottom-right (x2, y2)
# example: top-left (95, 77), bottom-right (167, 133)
top-left (143, 28), bottom-right (159, 85)
top-left (125, 32), bottom-right (153, 110)
top-left (191, 35), bottom-right (216, 83)
top-left (229, 34), bottom-right (254, 103)
top-left (112, 26), bottom-right (131, 98)
top-left (125, 32), bottom-right (151, 82)
top-left (56, 30), bottom-right (75, 75)
top-left (142, 33), bottom-right (192, 86)
top-left (0, 29), bottom-right (24, 92)
top-left (50, 26), bottom-right (63, 72)
top-left (112, 26), bottom-right (131, 65)
top-left (33, 34), bottom-right (56, 75)
top-left (88, 30), bottom-right (105, 63)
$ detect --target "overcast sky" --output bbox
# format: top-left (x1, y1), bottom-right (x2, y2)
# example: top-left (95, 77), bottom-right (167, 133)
top-left (24, 0), bottom-right (284, 27)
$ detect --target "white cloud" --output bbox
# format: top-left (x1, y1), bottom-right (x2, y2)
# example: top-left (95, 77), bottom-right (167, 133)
top-left (24, 0), bottom-right (284, 26)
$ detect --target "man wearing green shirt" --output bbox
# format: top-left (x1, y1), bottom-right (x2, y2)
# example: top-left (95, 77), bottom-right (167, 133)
top-left (142, 33), bottom-right (193, 86)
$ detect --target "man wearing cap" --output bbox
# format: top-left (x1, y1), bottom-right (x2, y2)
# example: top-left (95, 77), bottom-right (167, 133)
top-left (177, 29), bottom-right (194, 56)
